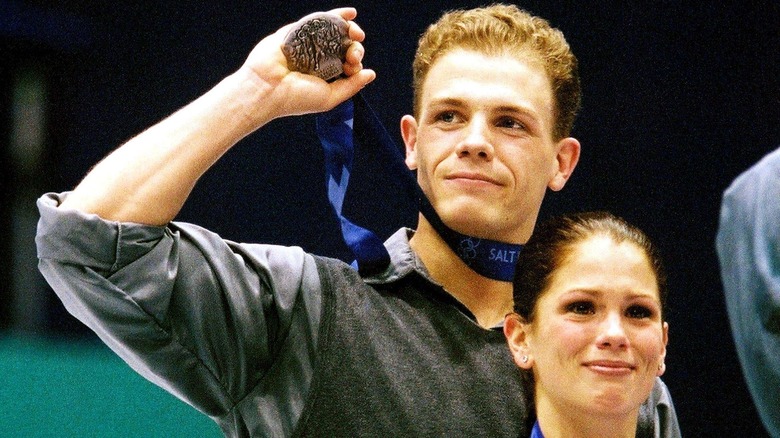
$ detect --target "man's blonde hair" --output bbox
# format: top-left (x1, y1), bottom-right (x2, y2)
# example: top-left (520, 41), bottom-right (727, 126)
top-left (412, 4), bottom-right (581, 140)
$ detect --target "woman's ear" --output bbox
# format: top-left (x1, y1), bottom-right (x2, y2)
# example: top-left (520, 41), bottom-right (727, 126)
top-left (657, 321), bottom-right (669, 376)
top-left (401, 115), bottom-right (418, 170)
top-left (504, 313), bottom-right (534, 370)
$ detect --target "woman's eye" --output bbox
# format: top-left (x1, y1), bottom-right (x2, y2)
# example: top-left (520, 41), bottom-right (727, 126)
top-left (566, 301), bottom-right (594, 315)
top-left (626, 305), bottom-right (653, 319)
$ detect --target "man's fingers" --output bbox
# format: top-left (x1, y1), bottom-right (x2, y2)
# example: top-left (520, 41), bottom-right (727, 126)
top-left (281, 12), bottom-right (352, 81)
top-left (327, 69), bottom-right (376, 106)
top-left (327, 7), bottom-right (357, 21)
top-left (341, 42), bottom-right (365, 76)
top-left (347, 20), bottom-right (365, 42)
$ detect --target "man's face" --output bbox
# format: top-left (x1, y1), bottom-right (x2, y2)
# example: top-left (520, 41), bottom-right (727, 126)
top-left (402, 49), bottom-right (579, 243)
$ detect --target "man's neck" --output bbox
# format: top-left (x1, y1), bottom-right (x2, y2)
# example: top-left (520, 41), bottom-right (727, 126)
top-left (410, 216), bottom-right (513, 328)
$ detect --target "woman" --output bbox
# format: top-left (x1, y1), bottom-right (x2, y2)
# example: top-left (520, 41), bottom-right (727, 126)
top-left (505, 211), bottom-right (670, 438)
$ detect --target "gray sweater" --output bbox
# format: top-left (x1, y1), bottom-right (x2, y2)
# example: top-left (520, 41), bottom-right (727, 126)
top-left (36, 192), bottom-right (679, 437)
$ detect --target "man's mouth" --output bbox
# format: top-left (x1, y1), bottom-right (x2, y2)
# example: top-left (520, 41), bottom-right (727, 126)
top-left (446, 171), bottom-right (500, 185)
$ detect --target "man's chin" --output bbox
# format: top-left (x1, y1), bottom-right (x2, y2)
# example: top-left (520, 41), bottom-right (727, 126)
top-left (431, 201), bottom-right (526, 242)
top-left (443, 213), bottom-right (508, 241)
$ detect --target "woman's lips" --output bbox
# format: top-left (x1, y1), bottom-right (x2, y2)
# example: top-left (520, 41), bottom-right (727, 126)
top-left (583, 360), bottom-right (635, 376)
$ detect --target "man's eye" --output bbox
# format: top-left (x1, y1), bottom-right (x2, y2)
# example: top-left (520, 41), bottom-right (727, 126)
top-left (626, 305), bottom-right (653, 319)
top-left (497, 117), bottom-right (525, 130)
top-left (436, 111), bottom-right (458, 123)
top-left (566, 301), bottom-right (594, 315)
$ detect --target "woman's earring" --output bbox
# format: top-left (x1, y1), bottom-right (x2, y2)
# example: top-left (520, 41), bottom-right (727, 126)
top-left (522, 355), bottom-right (529, 364)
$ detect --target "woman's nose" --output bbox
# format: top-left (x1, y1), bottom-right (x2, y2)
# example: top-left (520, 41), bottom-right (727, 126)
top-left (596, 313), bottom-right (629, 349)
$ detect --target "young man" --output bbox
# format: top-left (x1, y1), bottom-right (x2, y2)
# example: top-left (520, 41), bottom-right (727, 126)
top-left (36, 6), bottom-right (679, 437)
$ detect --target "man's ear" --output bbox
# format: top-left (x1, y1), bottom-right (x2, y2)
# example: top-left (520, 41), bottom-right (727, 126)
top-left (548, 137), bottom-right (581, 191)
top-left (401, 115), bottom-right (419, 170)
top-left (504, 313), bottom-right (534, 370)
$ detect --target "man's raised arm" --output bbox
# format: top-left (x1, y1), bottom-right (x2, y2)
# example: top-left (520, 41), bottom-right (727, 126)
top-left (60, 7), bottom-right (375, 225)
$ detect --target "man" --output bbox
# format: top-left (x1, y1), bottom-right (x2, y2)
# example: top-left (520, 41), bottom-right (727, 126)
top-left (36, 6), bottom-right (679, 437)
top-left (717, 146), bottom-right (780, 438)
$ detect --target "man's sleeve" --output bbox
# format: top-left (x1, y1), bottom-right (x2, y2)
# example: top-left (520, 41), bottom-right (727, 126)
top-left (35, 192), bottom-right (322, 420)
top-left (716, 147), bottom-right (780, 437)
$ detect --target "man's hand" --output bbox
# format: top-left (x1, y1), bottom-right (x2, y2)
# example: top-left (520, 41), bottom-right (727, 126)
top-left (60, 8), bottom-right (374, 225)
top-left (240, 7), bottom-right (375, 123)
top-left (282, 12), bottom-right (352, 81)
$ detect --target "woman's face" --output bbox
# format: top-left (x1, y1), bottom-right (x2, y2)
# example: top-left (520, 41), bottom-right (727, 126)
top-left (509, 235), bottom-right (668, 418)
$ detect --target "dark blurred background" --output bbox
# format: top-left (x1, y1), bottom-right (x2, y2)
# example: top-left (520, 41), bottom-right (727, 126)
top-left (2, 0), bottom-right (779, 436)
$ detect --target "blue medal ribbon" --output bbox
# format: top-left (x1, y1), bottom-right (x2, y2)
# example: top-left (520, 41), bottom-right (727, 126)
top-left (316, 98), bottom-right (390, 276)
top-left (316, 92), bottom-right (523, 281)
top-left (530, 421), bottom-right (545, 438)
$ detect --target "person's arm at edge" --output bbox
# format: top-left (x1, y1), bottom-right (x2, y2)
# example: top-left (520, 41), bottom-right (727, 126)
top-left (60, 7), bottom-right (375, 225)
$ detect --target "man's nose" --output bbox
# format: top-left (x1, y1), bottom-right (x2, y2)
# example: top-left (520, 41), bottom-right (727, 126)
top-left (456, 117), bottom-right (494, 160)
